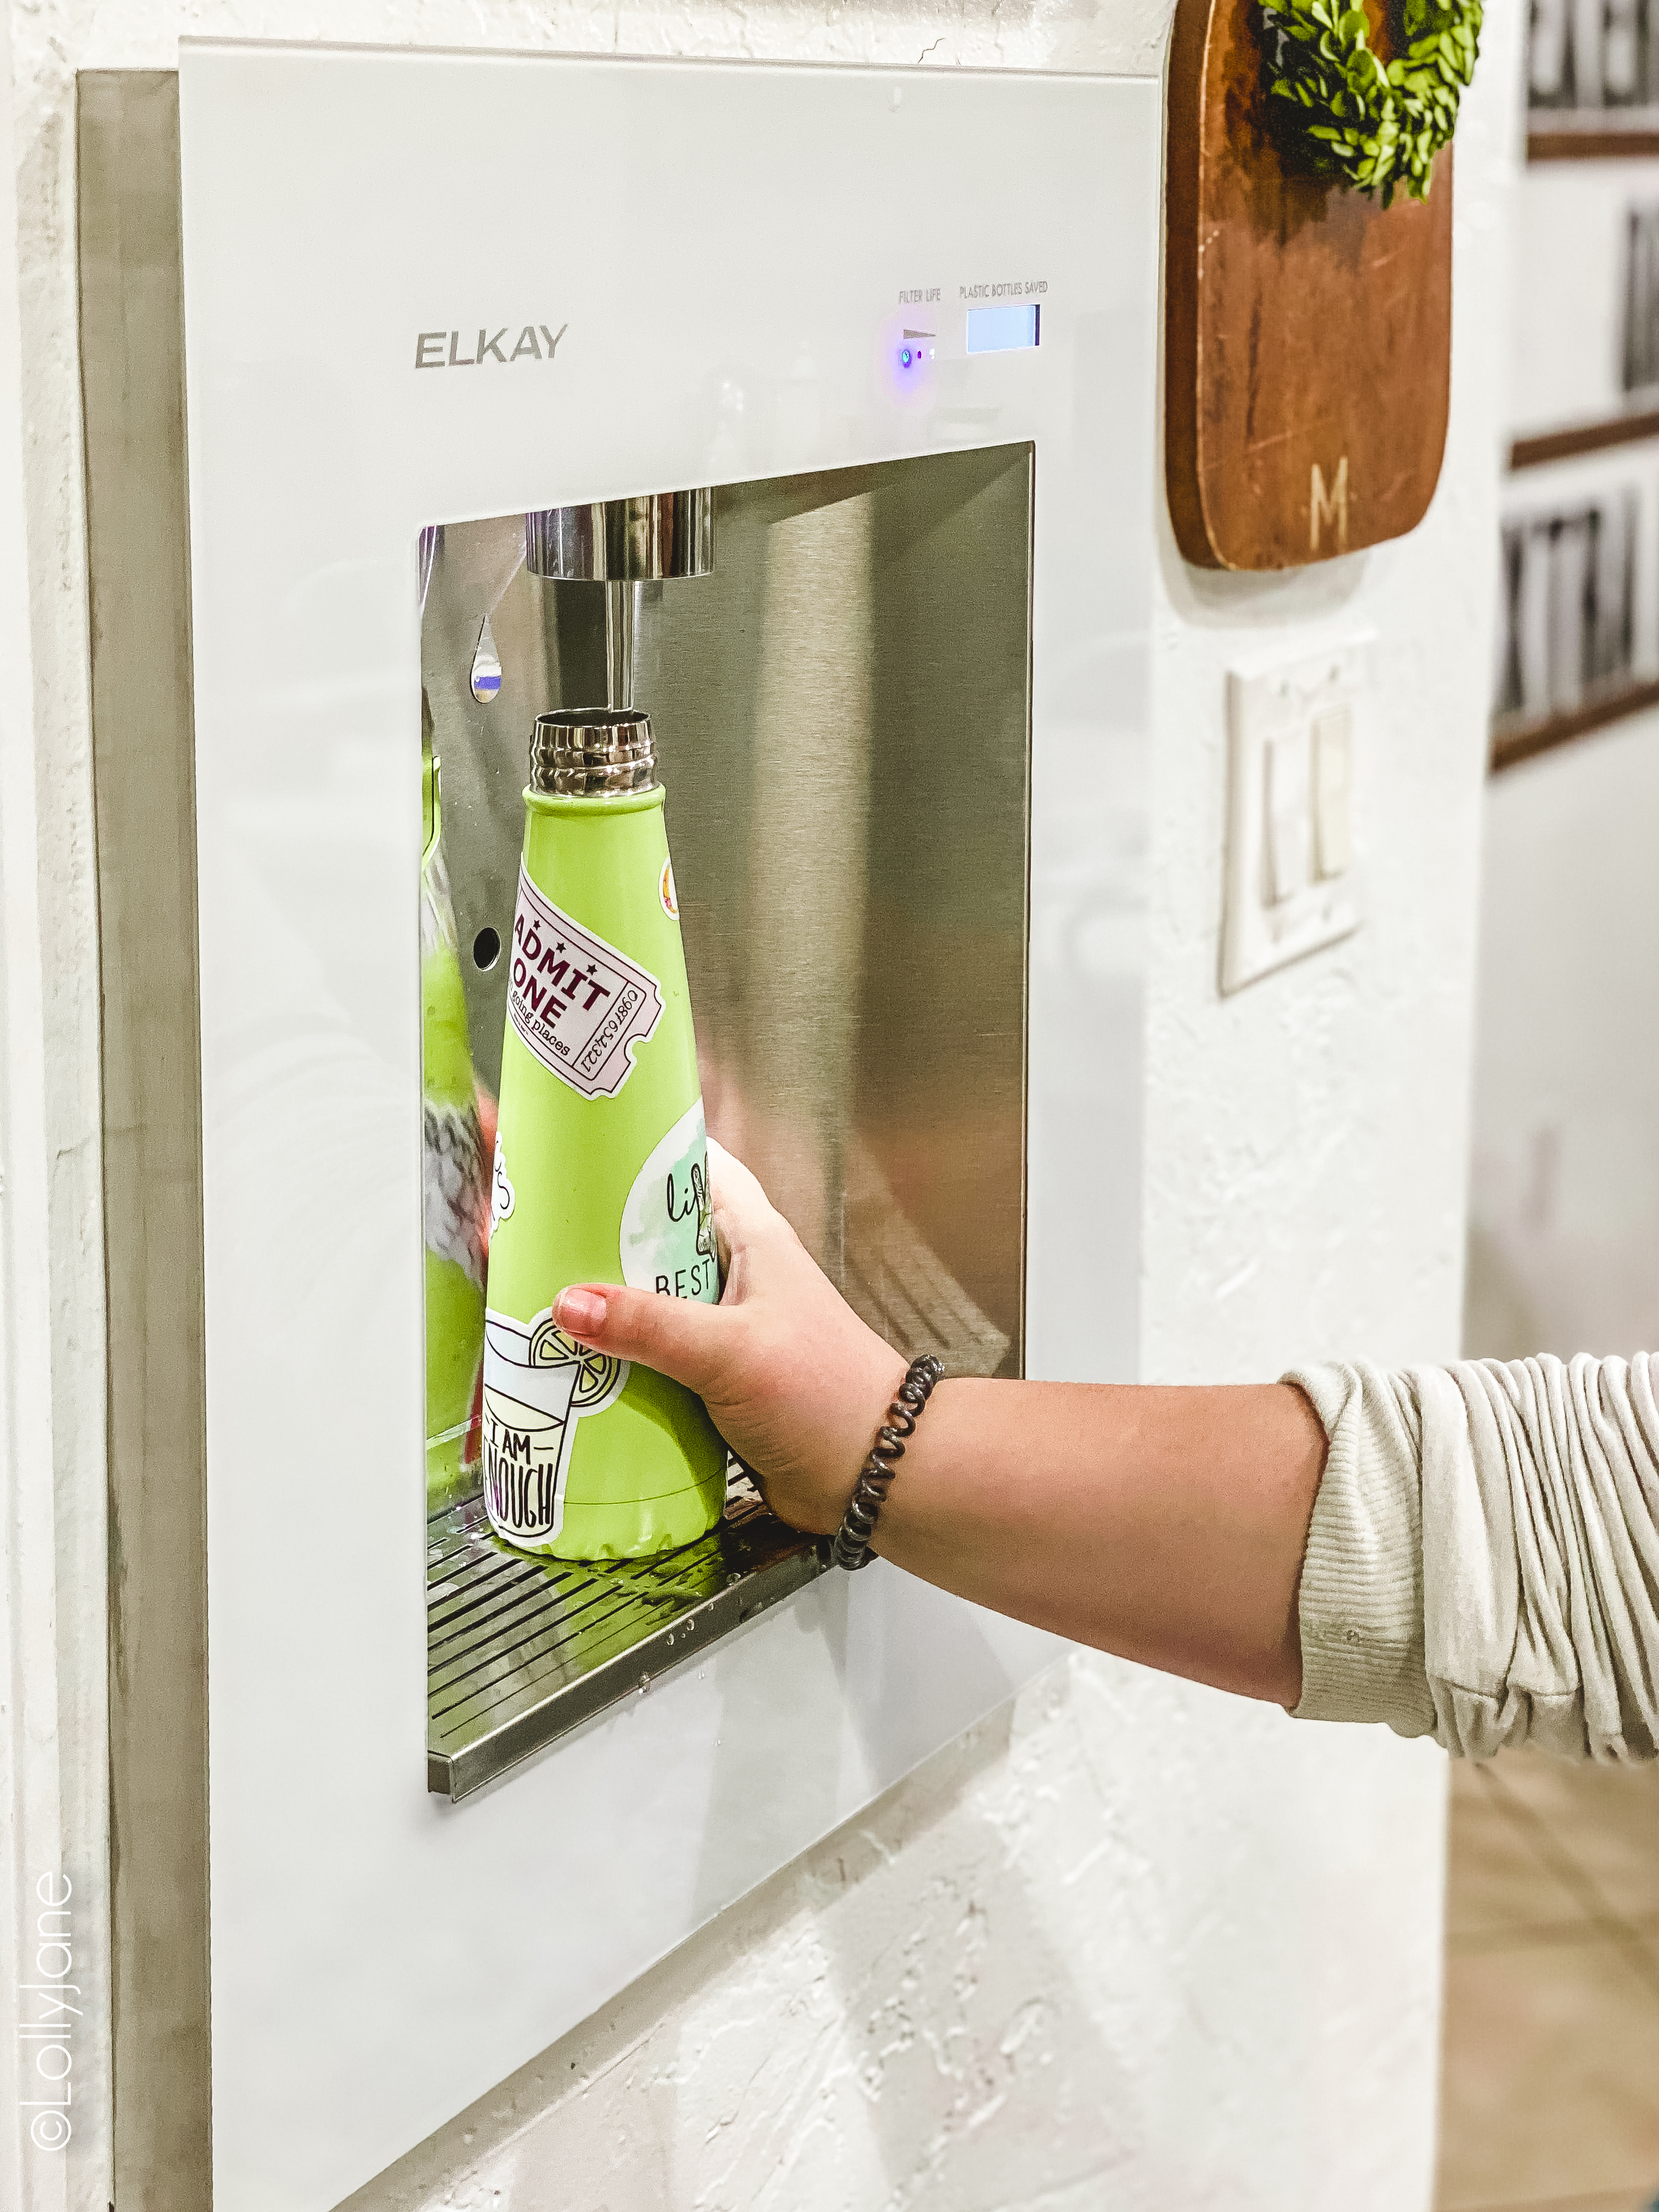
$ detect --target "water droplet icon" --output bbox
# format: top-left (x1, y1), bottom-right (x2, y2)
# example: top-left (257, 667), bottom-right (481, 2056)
top-left (470, 614), bottom-right (502, 704)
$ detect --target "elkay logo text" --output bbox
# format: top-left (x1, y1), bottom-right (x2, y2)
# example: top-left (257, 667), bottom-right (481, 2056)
top-left (415, 323), bottom-right (567, 370)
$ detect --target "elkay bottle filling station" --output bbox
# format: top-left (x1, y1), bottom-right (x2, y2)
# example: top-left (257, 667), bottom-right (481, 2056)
top-left (420, 462), bottom-right (1040, 1793)
top-left (84, 43), bottom-right (1160, 2209)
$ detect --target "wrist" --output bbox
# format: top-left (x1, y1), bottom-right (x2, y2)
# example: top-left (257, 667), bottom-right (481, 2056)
top-left (827, 1352), bottom-right (947, 1571)
top-left (800, 1342), bottom-right (909, 1536)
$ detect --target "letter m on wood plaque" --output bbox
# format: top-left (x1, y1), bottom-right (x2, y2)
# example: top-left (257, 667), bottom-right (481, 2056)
top-left (1164, 0), bottom-right (1451, 570)
top-left (1310, 459), bottom-right (1349, 554)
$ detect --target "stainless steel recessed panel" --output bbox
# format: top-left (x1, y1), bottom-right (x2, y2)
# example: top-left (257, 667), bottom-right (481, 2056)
top-left (423, 447), bottom-right (1033, 1780)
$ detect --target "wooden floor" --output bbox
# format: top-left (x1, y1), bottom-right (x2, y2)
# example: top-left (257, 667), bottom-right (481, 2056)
top-left (1438, 1752), bottom-right (1659, 2212)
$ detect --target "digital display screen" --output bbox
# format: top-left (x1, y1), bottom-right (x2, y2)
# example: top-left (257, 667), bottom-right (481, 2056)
top-left (966, 303), bottom-right (1040, 355)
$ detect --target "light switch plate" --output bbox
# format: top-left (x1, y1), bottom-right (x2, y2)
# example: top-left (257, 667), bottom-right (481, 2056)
top-left (1220, 639), bottom-right (1369, 994)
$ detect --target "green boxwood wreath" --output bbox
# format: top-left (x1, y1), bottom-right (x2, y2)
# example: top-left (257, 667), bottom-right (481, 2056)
top-left (1258, 0), bottom-right (1483, 206)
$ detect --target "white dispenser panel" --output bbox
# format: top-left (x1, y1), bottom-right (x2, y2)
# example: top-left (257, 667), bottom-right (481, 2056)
top-left (179, 44), bottom-right (1159, 2209)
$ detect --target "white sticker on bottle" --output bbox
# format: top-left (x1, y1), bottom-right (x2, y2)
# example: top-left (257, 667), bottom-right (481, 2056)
top-left (619, 1099), bottom-right (721, 1305)
top-left (505, 867), bottom-right (663, 1100)
top-left (489, 1130), bottom-right (515, 1231)
top-left (480, 1306), bottom-right (629, 1548)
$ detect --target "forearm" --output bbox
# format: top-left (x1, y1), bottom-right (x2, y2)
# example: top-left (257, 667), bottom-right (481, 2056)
top-left (856, 1378), bottom-right (1327, 1705)
top-left (555, 1146), bottom-right (1328, 1712)
top-left (555, 1147), bottom-right (1659, 1758)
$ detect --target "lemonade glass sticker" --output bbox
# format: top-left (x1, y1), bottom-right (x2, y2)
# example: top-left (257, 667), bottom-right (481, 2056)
top-left (481, 1309), bottom-right (628, 1548)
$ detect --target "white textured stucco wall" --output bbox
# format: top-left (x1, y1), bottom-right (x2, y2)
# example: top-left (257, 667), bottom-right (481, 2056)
top-left (0, 4), bottom-right (1520, 2209)
top-left (1466, 707), bottom-right (1659, 1361)
top-left (1466, 128), bottom-right (1659, 1365)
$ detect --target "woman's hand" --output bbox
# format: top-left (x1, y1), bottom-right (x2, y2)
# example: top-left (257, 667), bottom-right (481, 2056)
top-left (554, 1140), bottom-right (903, 1535)
top-left (557, 1139), bottom-right (1326, 1706)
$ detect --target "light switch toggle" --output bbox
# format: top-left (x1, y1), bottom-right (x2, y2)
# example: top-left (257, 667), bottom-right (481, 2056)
top-left (1221, 642), bottom-right (1367, 993)
top-left (1312, 706), bottom-right (1352, 878)
top-left (1265, 730), bottom-right (1310, 904)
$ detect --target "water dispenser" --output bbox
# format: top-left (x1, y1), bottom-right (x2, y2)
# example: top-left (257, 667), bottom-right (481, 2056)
top-left (83, 41), bottom-right (1162, 2205)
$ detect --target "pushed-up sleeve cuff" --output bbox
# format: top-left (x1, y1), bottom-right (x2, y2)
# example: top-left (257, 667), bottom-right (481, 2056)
top-left (1283, 1362), bottom-right (1437, 1739)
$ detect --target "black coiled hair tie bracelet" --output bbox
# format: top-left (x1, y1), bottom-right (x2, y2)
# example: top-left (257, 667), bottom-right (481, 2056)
top-left (830, 1355), bottom-right (946, 1572)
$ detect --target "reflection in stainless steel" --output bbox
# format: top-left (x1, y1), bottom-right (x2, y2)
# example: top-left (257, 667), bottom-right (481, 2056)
top-left (421, 449), bottom-right (1032, 1782)
top-left (427, 1472), bottom-right (822, 1798)
top-left (740, 489), bottom-right (872, 1262)
top-left (604, 580), bottom-right (636, 709)
top-left (421, 513), bottom-right (551, 1095)
top-left (525, 487), bottom-right (715, 583)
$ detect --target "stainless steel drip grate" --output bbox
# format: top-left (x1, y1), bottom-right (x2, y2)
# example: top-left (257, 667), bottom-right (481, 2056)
top-left (427, 1470), bottom-right (823, 1799)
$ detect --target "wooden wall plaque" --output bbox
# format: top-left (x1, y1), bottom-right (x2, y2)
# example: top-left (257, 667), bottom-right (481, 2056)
top-left (1165, 0), bottom-right (1454, 571)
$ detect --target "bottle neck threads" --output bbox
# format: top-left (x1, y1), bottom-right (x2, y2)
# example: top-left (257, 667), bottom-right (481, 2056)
top-left (529, 710), bottom-right (658, 797)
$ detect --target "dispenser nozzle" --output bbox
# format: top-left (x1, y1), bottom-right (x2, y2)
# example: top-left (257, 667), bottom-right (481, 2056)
top-left (526, 488), bottom-right (714, 715)
top-left (524, 489), bottom-right (714, 584)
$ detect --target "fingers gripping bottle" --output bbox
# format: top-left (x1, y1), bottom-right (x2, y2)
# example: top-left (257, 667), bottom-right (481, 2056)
top-left (482, 709), bottom-right (726, 1559)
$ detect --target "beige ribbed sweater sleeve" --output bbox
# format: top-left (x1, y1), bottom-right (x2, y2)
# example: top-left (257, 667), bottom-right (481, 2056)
top-left (1285, 1355), bottom-right (1659, 1761)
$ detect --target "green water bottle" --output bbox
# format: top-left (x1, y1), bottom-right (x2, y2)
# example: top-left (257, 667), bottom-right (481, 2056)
top-left (482, 708), bottom-right (726, 1559)
top-left (422, 725), bottom-right (488, 1514)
